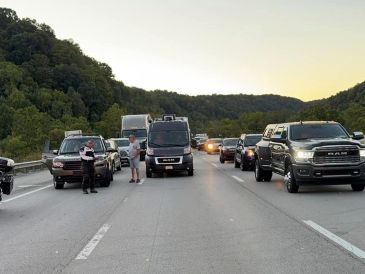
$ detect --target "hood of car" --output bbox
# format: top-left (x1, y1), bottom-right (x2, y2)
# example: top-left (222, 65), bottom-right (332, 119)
top-left (54, 153), bottom-right (106, 162)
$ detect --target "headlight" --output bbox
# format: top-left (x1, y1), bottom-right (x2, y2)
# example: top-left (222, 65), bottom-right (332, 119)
top-left (184, 147), bottom-right (191, 154)
top-left (7, 159), bottom-right (14, 167)
top-left (246, 150), bottom-right (255, 157)
top-left (360, 149), bottom-right (365, 159)
top-left (147, 148), bottom-right (154, 155)
top-left (52, 161), bottom-right (64, 168)
top-left (294, 150), bottom-right (314, 162)
top-left (207, 144), bottom-right (214, 150)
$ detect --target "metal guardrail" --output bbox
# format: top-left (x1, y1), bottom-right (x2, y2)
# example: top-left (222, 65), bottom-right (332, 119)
top-left (14, 160), bottom-right (45, 174)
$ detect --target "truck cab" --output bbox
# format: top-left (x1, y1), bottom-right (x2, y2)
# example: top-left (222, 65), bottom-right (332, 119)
top-left (255, 121), bottom-right (365, 193)
top-left (145, 116), bottom-right (193, 177)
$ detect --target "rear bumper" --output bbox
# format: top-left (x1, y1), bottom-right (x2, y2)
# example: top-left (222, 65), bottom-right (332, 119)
top-left (221, 151), bottom-right (235, 159)
top-left (146, 154), bottom-right (193, 173)
top-left (292, 162), bottom-right (365, 185)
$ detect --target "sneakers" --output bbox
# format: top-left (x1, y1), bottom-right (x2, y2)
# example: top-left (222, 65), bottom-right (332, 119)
top-left (136, 179), bottom-right (141, 183)
top-left (129, 179), bottom-right (135, 183)
top-left (90, 189), bottom-right (98, 193)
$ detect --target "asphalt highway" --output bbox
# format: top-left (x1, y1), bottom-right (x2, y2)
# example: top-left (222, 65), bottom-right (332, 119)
top-left (1, 152), bottom-right (365, 273)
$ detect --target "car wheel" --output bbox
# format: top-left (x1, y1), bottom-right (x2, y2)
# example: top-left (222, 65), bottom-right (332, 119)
top-left (53, 177), bottom-right (64, 189)
top-left (117, 161), bottom-right (122, 171)
top-left (240, 157), bottom-right (246, 171)
top-left (351, 184), bottom-right (365, 192)
top-left (100, 170), bottom-right (111, 187)
top-left (188, 169), bottom-right (194, 176)
top-left (234, 156), bottom-right (240, 168)
top-left (220, 156), bottom-right (225, 164)
top-left (255, 159), bottom-right (264, 181)
top-left (284, 164), bottom-right (299, 193)
top-left (146, 170), bottom-right (152, 178)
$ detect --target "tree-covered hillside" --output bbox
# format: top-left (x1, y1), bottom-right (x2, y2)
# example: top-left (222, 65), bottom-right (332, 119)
top-left (0, 7), bottom-right (365, 161)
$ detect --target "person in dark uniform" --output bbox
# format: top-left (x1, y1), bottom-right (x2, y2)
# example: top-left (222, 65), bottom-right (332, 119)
top-left (80, 140), bottom-right (98, 194)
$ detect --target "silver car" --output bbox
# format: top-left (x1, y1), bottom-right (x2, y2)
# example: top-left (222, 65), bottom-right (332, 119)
top-left (110, 138), bottom-right (130, 166)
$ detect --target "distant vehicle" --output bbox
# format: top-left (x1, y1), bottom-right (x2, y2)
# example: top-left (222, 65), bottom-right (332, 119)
top-left (145, 115), bottom-right (193, 177)
top-left (195, 133), bottom-right (208, 138)
top-left (219, 138), bottom-right (239, 163)
top-left (255, 121), bottom-right (365, 193)
top-left (110, 138), bottom-right (130, 166)
top-left (106, 139), bottom-right (122, 172)
top-left (192, 134), bottom-right (209, 149)
top-left (197, 138), bottom-right (208, 151)
top-left (205, 138), bottom-right (223, 154)
top-left (121, 114), bottom-right (152, 160)
top-left (64, 130), bottom-right (82, 137)
top-left (0, 156), bottom-right (15, 200)
top-left (234, 134), bottom-right (262, 170)
top-left (45, 135), bottom-right (116, 189)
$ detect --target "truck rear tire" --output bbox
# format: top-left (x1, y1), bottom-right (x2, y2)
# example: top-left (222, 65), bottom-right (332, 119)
top-left (234, 157), bottom-right (240, 168)
top-left (285, 164), bottom-right (299, 193)
top-left (351, 184), bottom-right (365, 192)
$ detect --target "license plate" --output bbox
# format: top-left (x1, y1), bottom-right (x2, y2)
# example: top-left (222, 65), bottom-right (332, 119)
top-left (165, 166), bottom-right (173, 170)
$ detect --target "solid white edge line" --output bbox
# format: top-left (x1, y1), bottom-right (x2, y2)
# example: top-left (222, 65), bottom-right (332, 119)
top-left (75, 223), bottom-right (111, 260)
top-left (303, 220), bottom-right (365, 259)
top-left (232, 175), bottom-right (244, 183)
top-left (1, 185), bottom-right (52, 203)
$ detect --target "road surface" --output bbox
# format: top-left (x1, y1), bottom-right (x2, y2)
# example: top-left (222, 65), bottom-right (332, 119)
top-left (1, 152), bottom-right (365, 273)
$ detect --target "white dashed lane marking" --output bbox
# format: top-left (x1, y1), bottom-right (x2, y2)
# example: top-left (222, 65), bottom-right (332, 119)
top-left (232, 175), bottom-right (244, 183)
top-left (75, 224), bottom-right (111, 260)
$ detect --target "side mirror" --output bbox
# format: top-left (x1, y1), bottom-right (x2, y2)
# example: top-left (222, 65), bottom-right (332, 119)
top-left (53, 150), bottom-right (59, 155)
top-left (271, 134), bottom-right (286, 143)
top-left (352, 131), bottom-right (364, 140)
top-left (107, 148), bottom-right (117, 153)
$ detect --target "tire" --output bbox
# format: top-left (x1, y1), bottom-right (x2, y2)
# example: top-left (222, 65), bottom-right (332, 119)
top-left (220, 156), bottom-right (225, 164)
top-left (254, 159), bottom-right (272, 182)
top-left (240, 157), bottom-right (247, 171)
top-left (110, 167), bottom-right (114, 181)
top-left (100, 170), bottom-right (111, 187)
top-left (53, 177), bottom-right (64, 189)
top-left (351, 184), bottom-right (365, 192)
top-left (284, 164), bottom-right (299, 193)
top-left (146, 169), bottom-right (152, 178)
top-left (188, 169), bottom-right (194, 176)
top-left (234, 157), bottom-right (240, 168)
top-left (255, 159), bottom-right (264, 181)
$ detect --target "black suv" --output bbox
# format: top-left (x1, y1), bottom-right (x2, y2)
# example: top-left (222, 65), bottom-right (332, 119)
top-left (255, 121), bottom-right (365, 193)
top-left (234, 134), bottom-right (262, 170)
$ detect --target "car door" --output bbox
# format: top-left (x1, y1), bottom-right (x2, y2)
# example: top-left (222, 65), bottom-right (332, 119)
top-left (269, 126), bottom-right (284, 171)
top-left (41, 140), bottom-right (57, 173)
top-left (269, 126), bottom-right (288, 173)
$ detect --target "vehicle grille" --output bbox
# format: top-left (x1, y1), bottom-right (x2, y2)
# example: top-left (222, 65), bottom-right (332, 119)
top-left (63, 161), bottom-right (82, 170)
top-left (313, 146), bottom-right (360, 164)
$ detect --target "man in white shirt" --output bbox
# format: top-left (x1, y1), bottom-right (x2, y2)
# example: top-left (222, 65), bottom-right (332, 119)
top-left (128, 135), bottom-right (141, 183)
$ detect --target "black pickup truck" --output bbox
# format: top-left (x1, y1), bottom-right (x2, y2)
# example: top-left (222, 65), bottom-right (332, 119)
top-left (255, 121), bottom-right (365, 193)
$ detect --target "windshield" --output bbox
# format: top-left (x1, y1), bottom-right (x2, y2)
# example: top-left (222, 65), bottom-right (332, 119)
top-left (149, 131), bottom-right (189, 148)
top-left (223, 138), bottom-right (238, 146)
top-left (59, 138), bottom-right (105, 154)
top-left (290, 124), bottom-right (349, 140)
top-left (244, 136), bottom-right (262, 146)
top-left (122, 129), bottom-right (147, 138)
top-left (115, 139), bottom-right (130, 147)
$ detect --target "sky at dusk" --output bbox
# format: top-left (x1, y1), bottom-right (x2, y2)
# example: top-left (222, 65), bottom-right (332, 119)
top-left (2, 0), bottom-right (365, 101)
